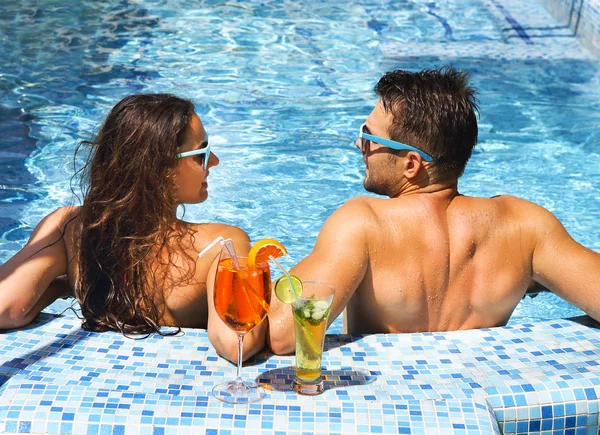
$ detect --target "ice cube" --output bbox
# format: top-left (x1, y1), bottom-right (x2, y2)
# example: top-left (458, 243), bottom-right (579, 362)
top-left (312, 309), bottom-right (324, 320)
top-left (313, 300), bottom-right (331, 310)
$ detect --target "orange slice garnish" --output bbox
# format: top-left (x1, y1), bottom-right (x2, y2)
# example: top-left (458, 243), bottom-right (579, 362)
top-left (248, 238), bottom-right (287, 267)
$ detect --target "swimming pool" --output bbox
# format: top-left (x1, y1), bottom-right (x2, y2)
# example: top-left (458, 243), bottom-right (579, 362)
top-left (1, 0), bottom-right (598, 333)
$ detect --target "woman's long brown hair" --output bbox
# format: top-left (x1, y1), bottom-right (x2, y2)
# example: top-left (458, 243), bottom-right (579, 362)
top-left (74, 94), bottom-right (195, 335)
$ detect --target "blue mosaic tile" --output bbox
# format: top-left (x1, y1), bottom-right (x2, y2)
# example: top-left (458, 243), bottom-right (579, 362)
top-left (2, 311), bottom-right (600, 433)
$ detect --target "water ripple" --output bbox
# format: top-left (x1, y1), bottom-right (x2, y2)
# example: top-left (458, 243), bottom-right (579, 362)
top-left (1, 0), bottom-right (599, 330)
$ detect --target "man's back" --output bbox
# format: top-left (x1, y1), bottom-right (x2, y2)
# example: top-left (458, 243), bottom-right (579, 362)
top-left (345, 192), bottom-right (534, 333)
top-left (268, 187), bottom-right (599, 356)
top-left (266, 66), bottom-right (600, 355)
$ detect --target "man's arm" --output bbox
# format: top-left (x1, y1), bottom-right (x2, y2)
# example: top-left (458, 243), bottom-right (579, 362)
top-left (206, 228), bottom-right (267, 363)
top-left (530, 203), bottom-right (600, 321)
top-left (267, 198), bottom-right (373, 355)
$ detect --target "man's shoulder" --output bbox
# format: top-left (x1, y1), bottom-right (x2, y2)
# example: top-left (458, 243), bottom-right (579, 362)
top-left (471, 195), bottom-right (561, 235)
top-left (489, 194), bottom-right (530, 205)
top-left (317, 197), bottom-right (380, 241)
top-left (340, 195), bottom-right (390, 211)
top-left (336, 196), bottom-right (381, 219)
top-left (488, 194), bottom-right (549, 214)
top-left (341, 194), bottom-right (430, 215)
top-left (336, 194), bottom-right (430, 225)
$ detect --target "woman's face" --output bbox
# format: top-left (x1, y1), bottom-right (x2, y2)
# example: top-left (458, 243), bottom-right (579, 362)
top-left (173, 113), bottom-right (219, 204)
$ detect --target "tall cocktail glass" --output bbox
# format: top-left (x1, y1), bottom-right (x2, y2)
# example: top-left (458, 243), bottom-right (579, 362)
top-left (212, 244), bottom-right (271, 404)
top-left (291, 281), bottom-right (335, 395)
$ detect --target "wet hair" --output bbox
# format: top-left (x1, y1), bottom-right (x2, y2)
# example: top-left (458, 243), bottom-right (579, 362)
top-left (74, 94), bottom-right (196, 335)
top-left (374, 66), bottom-right (479, 178)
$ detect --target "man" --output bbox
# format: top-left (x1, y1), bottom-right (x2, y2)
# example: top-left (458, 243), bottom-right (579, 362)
top-left (267, 66), bottom-right (600, 355)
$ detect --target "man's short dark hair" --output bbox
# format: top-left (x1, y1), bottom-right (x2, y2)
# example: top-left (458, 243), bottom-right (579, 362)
top-left (374, 66), bottom-right (479, 178)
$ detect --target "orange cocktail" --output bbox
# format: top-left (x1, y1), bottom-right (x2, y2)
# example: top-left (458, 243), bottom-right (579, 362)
top-left (214, 257), bottom-right (271, 333)
top-left (210, 238), bottom-right (286, 404)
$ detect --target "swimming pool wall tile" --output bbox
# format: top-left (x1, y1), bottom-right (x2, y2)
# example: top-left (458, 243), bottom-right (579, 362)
top-left (2, 314), bottom-right (600, 433)
top-left (380, 0), bottom-right (598, 60)
top-left (487, 385), bottom-right (600, 434)
top-left (538, 0), bottom-right (600, 55)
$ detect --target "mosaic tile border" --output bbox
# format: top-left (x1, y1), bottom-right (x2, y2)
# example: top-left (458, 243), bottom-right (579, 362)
top-left (0, 380), bottom-right (500, 435)
top-left (2, 314), bottom-right (600, 434)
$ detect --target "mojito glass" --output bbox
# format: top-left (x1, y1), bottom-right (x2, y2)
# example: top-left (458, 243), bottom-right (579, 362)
top-left (291, 281), bottom-right (335, 395)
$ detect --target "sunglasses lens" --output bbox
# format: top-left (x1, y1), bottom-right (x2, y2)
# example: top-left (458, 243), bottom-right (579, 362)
top-left (359, 124), bottom-right (366, 151)
top-left (204, 149), bottom-right (210, 170)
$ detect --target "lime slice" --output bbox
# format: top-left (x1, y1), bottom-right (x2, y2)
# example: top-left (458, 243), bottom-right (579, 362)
top-left (274, 275), bottom-right (303, 303)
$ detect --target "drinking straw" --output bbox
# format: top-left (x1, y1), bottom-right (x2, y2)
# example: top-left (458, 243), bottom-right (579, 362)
top-left (269, 255), bottom-right (298, 301)
top-left (198, 236), bottom-right (225, 258)
top-left (198, 236), bottom-right (240, 269)
top-left (222, 239), bottom-right (240, 269)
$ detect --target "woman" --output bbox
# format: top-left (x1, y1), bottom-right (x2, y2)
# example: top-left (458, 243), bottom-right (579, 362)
top-left (0, 94), bottom-right (261, 361)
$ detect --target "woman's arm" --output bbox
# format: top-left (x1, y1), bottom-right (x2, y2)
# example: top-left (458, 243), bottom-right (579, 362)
top-left (0, 207), bottom-right (76, 329)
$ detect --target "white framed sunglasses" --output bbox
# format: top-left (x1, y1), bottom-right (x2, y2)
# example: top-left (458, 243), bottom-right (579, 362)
top-left (177, 133), bottom-right (210, 170)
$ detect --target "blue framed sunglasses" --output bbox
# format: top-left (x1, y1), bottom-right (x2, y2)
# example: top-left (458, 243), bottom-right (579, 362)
top-left (176, 133), bottom-right (211, 170)
top-left (358, 123), bottom-right (434, 162)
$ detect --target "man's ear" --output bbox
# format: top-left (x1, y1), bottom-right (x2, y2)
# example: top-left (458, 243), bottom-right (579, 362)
top-left (402, 152), bottom-right (424, 180)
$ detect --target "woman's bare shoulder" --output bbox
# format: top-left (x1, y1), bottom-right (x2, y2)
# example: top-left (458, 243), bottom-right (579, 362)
top-left (186, 222), bottom-right (250, 251)
top-left (49, 206), bottom-right (81, 229)
top-left (187, 222), bottom-right (248, 237)
top-left (27, 206), bottom-right (81, 242)
top-left (39, 205), bottom-right (79, 223)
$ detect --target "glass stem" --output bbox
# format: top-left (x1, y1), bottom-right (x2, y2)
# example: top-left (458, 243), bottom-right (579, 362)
top-left (235, 334), bottom-right (244, 384)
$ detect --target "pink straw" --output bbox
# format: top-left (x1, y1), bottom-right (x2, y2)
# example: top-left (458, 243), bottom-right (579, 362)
top-left (198, 236), bottom-right (240, 268)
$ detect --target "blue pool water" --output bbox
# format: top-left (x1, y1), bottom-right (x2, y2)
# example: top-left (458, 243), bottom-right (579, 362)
top-left (1, 0), bottom-right (599, 333)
